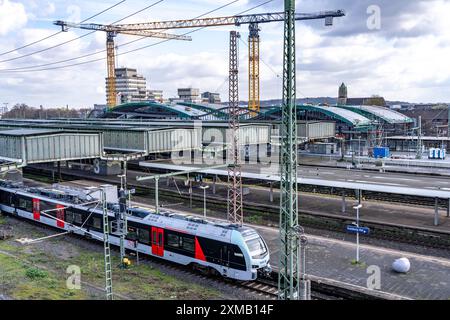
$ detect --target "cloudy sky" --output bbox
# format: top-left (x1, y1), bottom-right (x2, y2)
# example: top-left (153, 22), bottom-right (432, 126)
top-left (0, 0), bottom-right (449, 108)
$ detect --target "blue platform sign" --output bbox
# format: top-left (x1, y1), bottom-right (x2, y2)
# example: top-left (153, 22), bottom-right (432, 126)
top-left (346, 225), bottom-right (370, 235)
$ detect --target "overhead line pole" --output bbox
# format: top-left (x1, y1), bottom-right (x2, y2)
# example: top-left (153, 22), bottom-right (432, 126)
top-left (278, 0), bottom-right (300, 300)
top-left (227, 31), bottom-right (243, 226)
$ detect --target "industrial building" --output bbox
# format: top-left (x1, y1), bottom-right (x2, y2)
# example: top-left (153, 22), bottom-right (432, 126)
top-left (107, 67), bottom-right (148, 104)
top-left (386, 136), bottom-right (450, 152)
top-left (147, 89), bottom-right (164, 103)
top-left (201, 92), bottom-right (221, 104)
top-left (177, 88), bottom-right (201, 103)
top-left (105, 67), bottom-right (164, 105)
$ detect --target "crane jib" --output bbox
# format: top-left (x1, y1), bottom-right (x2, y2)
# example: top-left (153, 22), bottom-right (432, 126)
top-left (54, 10), bottom-right (345, 32)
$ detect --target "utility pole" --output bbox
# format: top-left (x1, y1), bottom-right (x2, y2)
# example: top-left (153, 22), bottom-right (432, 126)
top-left (278, 0), bottom-right (300, 300)
top-left (102, 190), bottom-right (113, 300)
top-left (114, 179), bottom-right (129, 268)
top-left (353, 204), bottom-right (362, 264)
top-left (227, 31), bottom-right (243, 226)
top-left (416, 116), bottom-right (423, 159)
top-left (447, 105), bottom-right (450, 141)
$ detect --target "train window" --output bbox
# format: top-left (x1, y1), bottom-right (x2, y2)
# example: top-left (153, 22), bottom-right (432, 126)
top-left (127, 226), bottom-right (138, 241)
top-left (74, 213), bottom-right (83, 225)
top-left (138, 228), bottom-right (150, 244)
top-left (152, 230), bottom-right (157, 244)
top-left (229, 245), bottom-right (247, 271)
top-left (40, 201), bottom-right (54, 216)
top-left (0, 191), bottom-right (10, 204)
top-left (18, 197), bottom-right (32, 212)
top-left (167, 234), bottom-right (180, 248)
top-left (245, 237), bottom-right (267, 259)
top-left (65, 211), bottom-right (75, 224)
top-left (90, 217), bottom-right (101, 230)
top-left (181, 237), bottom-right (194, 253)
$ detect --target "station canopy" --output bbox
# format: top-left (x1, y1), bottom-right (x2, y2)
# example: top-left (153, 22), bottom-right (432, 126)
top-left (337, 105), bottom-right (413, 125)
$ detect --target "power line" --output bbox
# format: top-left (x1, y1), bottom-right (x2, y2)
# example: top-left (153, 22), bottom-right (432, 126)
top-left (0, 0), bottom-right (239, 72)
top-left (0, 0), bottom-right (127, 57)
top-left (0, 0), bottom-right (164, 64)
top-left (0, 0), bottom-right (273, 73)
top-left (238, 35), bottom-right (309, 99)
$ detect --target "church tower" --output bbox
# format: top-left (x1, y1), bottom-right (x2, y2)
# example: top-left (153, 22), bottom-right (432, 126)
top-left (338, 82), bottom-right (347, 105)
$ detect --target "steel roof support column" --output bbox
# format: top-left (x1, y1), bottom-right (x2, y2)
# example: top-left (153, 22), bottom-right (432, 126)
top-left (447, 198), bottom-right (450, 218)
top-left (434, 198), bottom-right (440, 226)
top-left (342, 192), bottom-right (346, 214)
top-left (278, 0), bottom-right (300, 300)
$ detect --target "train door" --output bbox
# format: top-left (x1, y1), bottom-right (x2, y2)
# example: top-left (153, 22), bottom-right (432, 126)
top-left (56, 204), bottom-right (65, 228)
top-left (220, 245), bottom-right (230, 267)
top-left (151, 227), bottom-right (164, 257)
top-left (32, 198), bottom-right (40, 221)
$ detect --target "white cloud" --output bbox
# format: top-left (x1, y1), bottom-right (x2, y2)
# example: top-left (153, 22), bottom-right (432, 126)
top-left (42, 2), bottom-right (56, 17)
top-left (0, 0), bottom-right (27, 35)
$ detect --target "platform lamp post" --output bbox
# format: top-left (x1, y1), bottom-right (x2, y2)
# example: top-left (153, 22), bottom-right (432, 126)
top-left (353, 204), bottom-right (363, 264)
top-left (289, 225), bottom-right (311, 300)
top-left (199, 185), bottom-right (209, 219)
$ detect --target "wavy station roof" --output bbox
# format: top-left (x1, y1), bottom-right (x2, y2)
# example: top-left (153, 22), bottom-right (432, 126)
top-left (259, 104), bottom-right (372, 128)
top-left (108, 102), bottom-right (226, 120)
top-left (337, 105), bottom-right (413, 124)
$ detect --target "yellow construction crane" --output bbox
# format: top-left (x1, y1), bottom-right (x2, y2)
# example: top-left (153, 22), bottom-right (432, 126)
top-left (54, 21), bottom-right (192, 109)
top-left (248, 23), bottom-right (260, 116)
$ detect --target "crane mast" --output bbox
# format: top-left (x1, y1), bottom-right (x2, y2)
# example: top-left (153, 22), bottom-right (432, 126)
top-left (106, 32), bottom-right (117, 107)
top-left (248, 23), bottom-right (260, 116)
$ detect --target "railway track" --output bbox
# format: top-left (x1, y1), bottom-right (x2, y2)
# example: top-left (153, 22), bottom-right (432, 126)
top-left (22, 166), bottom-right (450, 250)
top-left (127, 162), bottom-right (449, 208)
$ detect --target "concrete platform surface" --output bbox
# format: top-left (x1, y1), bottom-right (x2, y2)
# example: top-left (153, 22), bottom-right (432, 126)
top-left (258, 224), bottom-right (450, 300)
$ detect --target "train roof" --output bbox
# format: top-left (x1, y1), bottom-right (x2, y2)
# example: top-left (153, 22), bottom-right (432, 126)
top-left (0, 180), bottom-right (256, 240)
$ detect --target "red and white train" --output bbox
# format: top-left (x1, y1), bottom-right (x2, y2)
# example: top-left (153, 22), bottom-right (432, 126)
top-left (0, 181), bottom-right (271, 281)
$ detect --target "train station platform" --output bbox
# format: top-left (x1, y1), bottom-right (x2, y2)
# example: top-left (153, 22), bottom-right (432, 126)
top-left (258, 225), bottom-right (450, 300)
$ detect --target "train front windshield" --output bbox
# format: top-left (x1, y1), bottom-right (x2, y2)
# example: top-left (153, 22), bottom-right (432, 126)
top-left (245, 236), bottom-right (268, 259)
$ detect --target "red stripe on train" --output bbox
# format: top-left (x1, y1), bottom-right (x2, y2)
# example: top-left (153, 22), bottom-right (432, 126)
top-left (56, 204), bottom-right (65, 228)
top-left (32, 198), bottom-right (40, 221)
top-left (195, 237), bottom-right (206, 262)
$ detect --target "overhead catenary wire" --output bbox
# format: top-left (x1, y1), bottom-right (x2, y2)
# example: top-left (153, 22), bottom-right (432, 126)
top-left (238, 36), bottom-right (309, 99)
top-left (0, 0), bottom-right (239, 72)
top-left (0, 0), bottom-right (274, 73)
top-left (0, 0), bottom-right (127, 58)
top-left (0, 0), bottom-right (164, 65)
